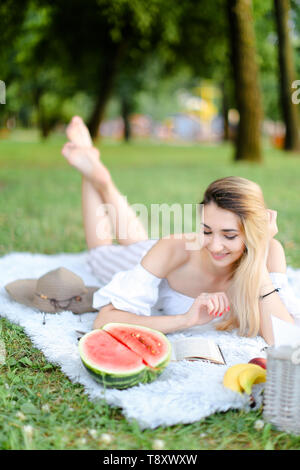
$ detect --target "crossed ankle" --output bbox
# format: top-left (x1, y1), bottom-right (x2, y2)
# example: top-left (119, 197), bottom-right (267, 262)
top-left (90, 171), bottom-right (112, 192)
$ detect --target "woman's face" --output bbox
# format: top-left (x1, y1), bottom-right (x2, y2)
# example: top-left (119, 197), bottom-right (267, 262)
top-left (201, 202), bottom-right (246, 266)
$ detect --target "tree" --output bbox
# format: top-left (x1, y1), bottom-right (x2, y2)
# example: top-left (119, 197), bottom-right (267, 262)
top-left (0, 0), bottom-right (30, 126)
top-left (154, 0), bottom-right (234, 142)
top-left (4, 0), bottom-right (284, 151)
top-left (227, 0), bottom-right (263, 162)
top-left (274, 0), bottom-right (300, 151)
top-left (3, 4), bottom-right (79, 138)
top-left (35, 0), bottom-right (185, 140)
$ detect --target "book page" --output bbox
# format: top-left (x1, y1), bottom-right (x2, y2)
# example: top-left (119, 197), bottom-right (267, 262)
top-left (171, 337), bottom-right (224, 364)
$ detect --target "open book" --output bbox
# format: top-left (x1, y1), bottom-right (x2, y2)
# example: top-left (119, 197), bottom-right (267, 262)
top-left (170, 337), bottom-right (226, 365)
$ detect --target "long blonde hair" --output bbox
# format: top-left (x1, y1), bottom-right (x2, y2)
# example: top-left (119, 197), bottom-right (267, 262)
top-left (200, 176), bottom-right (269, 337)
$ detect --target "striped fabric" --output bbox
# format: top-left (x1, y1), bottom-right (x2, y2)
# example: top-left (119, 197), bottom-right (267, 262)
top-left (87, 239), bottom-right (159, 287)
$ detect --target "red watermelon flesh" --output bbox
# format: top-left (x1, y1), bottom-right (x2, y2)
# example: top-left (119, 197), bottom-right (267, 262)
top-left (80, 329), bottom-right (144, 374)
top-left (103, 323), bottom-right (171, 368)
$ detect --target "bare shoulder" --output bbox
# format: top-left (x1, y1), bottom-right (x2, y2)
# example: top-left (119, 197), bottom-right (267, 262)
top-left (267, 238), bottom-right (287, 273)
top-left (141, 234), bottom-right (190, 279)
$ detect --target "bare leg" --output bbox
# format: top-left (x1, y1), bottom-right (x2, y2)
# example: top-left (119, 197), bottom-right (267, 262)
top-left (62, 116), bottom-right (148, 248)
top-left (81, 177), bottom-right (113, 249)
top-left (97, 180), bottom-right (149, 246)
top-left (62, 116), bottom-right (113, 249)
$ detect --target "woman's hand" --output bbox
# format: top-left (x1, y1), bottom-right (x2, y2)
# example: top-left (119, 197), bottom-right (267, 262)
top-left (185, 292), bottom-right (230, 328)
top-left (266, 209), bottom-right (278, 239)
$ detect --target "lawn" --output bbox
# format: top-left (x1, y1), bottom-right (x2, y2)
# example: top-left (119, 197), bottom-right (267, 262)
top-left (0, 130), bottom-right (300, 450)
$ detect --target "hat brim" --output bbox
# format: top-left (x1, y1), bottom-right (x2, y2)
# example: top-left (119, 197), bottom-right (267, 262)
top-left (5, 278), bottom-right (38, 308)
top-left (5, 279), bottom-right (99, 314)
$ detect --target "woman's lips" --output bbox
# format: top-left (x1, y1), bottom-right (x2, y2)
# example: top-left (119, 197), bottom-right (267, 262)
top-left (210, 252), bottom-right (229, 260)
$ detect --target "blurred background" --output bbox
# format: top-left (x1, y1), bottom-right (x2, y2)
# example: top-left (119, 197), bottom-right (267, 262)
top-left (0, 0), bottom-right (300, 262)
top-left (0, 0), bottom-right (300, 162)
top-left (1, 0), bottom-right (300, 452)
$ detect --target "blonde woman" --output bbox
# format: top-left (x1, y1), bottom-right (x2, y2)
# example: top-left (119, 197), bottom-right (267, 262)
top-left (62, 116), bottom-right (298, 345)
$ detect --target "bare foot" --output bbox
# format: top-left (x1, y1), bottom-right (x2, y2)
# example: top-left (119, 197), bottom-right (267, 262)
top-left (61, 142), bottom-right (111, 187)
top-left (66, 116), bottom-right (93, 147)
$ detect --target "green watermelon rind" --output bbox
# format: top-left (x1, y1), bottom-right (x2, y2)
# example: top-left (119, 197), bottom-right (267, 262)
top-left (81, 360), bottom-right (160, 389)
top-left (81, 362), bottom-right (146, 389)
top-left (102, 322), bottom-right (172, 369)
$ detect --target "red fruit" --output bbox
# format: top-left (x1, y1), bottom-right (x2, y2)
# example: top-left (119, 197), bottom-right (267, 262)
top-left (248, 357), bottom-right (267, 370)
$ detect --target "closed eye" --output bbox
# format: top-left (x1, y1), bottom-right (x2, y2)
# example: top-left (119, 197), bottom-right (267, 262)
top-left (203, 231), bottom-right (237, 240)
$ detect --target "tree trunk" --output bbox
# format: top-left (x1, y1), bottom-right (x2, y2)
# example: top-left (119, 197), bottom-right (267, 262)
top-left (88, 42), bottom-right (128, 141)
top-left (121, 96), bottom-right (131, 142)
top-left (220, 81), bottom-right (230, 141)
top-left (274, 0), bottom-right (300, 152)
top-left (227, 0), bottom-right (263, 162)
top-left (33, 88), bottom-right (50, 139)
top-left (87, 75), bottom-right (114, 141)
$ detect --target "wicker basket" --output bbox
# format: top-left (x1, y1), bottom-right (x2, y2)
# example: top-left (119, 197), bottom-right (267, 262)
top-left (263, 345), bottom-right (300, 435)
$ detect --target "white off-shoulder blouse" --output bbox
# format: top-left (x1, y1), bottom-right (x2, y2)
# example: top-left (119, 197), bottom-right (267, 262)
top-left (92, 262), bottom-right (194, 316)
top-left (92, 263), bottom-right (300, 323)
top-left (88, 239), bottom-right (300, 324)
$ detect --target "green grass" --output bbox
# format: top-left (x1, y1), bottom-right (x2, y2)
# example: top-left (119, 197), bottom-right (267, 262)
top-left (0, 130), bottom-right (300, 450)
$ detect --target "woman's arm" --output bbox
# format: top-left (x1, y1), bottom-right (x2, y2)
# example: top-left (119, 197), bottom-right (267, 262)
top-left (93, 303), bottom-right (188, 333)
top-left (93, 292), bottom-right (230, 334)
top-left (259, 238), bottom-right (295, 344)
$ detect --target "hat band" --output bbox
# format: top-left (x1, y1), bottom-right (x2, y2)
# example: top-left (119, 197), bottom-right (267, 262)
top-left (35, 293), bottom-right (82, 310)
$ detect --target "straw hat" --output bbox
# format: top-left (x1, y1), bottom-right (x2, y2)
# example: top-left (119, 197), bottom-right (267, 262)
top-left (5, 267), bottom-right (99, 314)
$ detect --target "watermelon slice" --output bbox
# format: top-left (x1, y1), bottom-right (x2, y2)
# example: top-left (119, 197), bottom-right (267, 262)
top-left (103, 323), bottom-right (171, 369)
top-left (79, 323), bottom-right (172, 389)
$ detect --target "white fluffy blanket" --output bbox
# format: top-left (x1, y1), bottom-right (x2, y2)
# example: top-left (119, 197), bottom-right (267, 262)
top-left (1, 251), bottom-right (299, 429)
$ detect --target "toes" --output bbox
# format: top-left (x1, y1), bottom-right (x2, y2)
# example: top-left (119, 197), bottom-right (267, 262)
top-left (66, 116), bottom-right (92, 147)
top-left (66, 117), bottom-right (82, 136)
top-left (62, 142), bottom-right (76, 157)
top-left (71, 115), bottom-right (83, 124)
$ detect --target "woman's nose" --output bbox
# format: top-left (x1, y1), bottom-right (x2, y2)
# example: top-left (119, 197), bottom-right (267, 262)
top-left (208, 236), bottom-right (224, 251)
